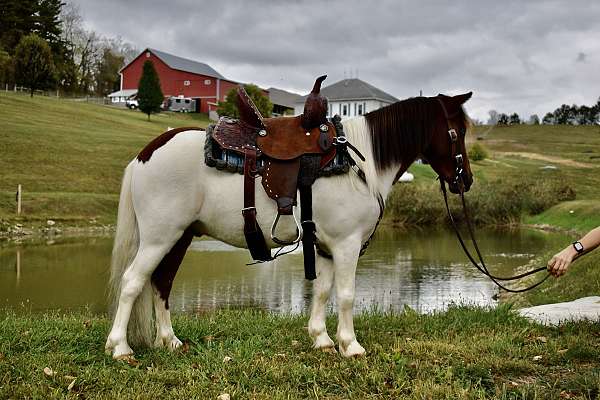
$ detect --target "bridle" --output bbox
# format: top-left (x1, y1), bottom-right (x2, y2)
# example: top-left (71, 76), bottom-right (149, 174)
top-left (437, 98), bottom-right (550, 293)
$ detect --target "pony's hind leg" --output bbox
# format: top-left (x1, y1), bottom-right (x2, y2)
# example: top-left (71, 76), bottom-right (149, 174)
top-left (308, 254), bottom-right (335, 350)
top-left (151, 227), bottom-right (195, 350)
top-left (105, 241), bottom-right (175, 358)
top-left (332, 239), bottom-right (365, 357)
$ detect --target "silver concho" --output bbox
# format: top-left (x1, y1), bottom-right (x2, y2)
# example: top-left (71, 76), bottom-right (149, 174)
top-left (319, 124), bottom-right (329, 132)
top-left (258, 129), bottom-right (267, 137)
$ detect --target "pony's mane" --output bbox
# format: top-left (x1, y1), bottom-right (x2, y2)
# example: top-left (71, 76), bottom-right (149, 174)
top-left (364, 96), bottom-right (469, 171)
top-left (341, 96), bottom-right (470, 199)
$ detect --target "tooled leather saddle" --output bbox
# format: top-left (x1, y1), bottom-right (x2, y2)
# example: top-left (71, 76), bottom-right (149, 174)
top-left (211, 75), bottom-right (336, 280)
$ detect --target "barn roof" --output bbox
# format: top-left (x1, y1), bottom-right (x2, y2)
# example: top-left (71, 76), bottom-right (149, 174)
top-left (121, 48), bottom-right (228, 80)
top-left (296, 78), bottom-right (398, 103)
top-left (267, 87), bottom-right (302, 108)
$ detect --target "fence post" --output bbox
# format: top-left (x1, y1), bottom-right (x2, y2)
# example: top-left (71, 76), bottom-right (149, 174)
top-left (17, 184), bottom-right (22, 215)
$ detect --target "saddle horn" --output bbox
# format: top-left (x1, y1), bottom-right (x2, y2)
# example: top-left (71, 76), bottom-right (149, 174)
top-left (301, 75), bottom-right (328, 131)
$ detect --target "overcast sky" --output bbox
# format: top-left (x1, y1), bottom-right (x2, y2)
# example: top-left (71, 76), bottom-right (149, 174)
top-left (76, 0), bottom-right (599, 122)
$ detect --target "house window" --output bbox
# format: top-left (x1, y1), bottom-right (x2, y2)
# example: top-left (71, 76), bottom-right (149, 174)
top-left (175, 99), bottom-right (181, 103)
top-left (204, 79), bottom-right (211, 85)
top-left (342, 104), bottom-right (348, 116)
top-left (183, 80), bottom-right (191, 86)
top-left (184, 99), bottom-right (190, 104)
top-left (358, 104), bottom-right (363, 115)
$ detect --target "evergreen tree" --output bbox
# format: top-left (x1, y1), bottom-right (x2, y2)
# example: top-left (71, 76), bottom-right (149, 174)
top-left (217, 83), bottom-right (273, 118)
top-left (137, 60), bottom-right (163, 120)
top-left (14, 33), bottom-right (56, 96)
top-left (528, 114), bottom-right (540, 125)
top-left (0, 50), bottom-right (14, 85)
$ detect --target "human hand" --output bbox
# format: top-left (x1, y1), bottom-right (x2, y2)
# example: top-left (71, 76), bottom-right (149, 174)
top-left (547, 247), bottom-right (577, 277)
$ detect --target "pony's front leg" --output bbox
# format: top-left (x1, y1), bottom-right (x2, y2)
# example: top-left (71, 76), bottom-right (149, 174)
top-left (308, 254), bottom-right (335, 350)
top-left (332, 239), bottom-right (365, 357)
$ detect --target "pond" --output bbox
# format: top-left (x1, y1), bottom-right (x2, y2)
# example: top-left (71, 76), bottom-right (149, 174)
top-left (0, 228), bottom-right (567, 315)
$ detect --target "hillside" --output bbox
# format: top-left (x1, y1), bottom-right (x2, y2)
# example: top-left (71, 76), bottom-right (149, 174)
top-left (0, 93), bottom-right (210, 225)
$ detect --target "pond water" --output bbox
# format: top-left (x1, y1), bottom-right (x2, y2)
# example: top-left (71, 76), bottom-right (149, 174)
top-left (0, 228), bottom-right (567, 315)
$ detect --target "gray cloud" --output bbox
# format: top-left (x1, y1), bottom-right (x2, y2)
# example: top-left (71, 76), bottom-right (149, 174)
top-left (76, 0), bottom-right (600, 121)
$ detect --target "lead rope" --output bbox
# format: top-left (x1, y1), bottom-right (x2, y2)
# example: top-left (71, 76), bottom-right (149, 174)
top-left (440, 178), bottom-right (550, 293)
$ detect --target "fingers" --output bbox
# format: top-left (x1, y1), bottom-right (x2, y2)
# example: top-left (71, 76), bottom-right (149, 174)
top-left (547, 254), bottom-right (571, 277)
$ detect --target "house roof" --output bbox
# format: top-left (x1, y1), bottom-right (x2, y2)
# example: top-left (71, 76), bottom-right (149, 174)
top-left (267, 87), bottom-right (303, 109)
top-left (296, 78), bottom-right (398, 103)
top-left (108, 89), bottom-right (137, 98)
top-left (123, 48), bottom-right (227, 80)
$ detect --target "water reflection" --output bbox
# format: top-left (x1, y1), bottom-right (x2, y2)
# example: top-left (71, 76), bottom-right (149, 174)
top-left (0, 228), bottom-right (567, 314)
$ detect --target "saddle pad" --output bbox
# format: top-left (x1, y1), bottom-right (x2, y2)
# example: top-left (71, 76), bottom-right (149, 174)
top-left (258, 117), bottom-right (336, 160)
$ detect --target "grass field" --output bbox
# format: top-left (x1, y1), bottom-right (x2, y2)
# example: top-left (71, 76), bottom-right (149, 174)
top-left (1, 306), bottom-right (599, 399)
top-left (0, 92), bottom-right (210, 225)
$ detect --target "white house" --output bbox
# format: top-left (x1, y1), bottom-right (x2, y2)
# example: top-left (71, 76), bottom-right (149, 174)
top-left (294, 78), bottom-right (398, 119)
top-left (107, 89), bottom-right (138, 104)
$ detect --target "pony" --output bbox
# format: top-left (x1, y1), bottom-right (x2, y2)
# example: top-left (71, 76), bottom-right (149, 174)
top-left (105, 92), bottom-right (474, 359)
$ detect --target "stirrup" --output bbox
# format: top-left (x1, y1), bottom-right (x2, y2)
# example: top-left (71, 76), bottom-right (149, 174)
top-left (270, 206), bottom-right (303, 245)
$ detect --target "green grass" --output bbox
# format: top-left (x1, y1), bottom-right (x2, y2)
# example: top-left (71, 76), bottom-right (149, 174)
top-left (0, 92), bottom-right (210, 225)
top-left (1, 307), bottom-right (599, 399)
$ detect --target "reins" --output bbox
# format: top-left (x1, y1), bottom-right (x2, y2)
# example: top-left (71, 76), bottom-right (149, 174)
top-left (437, 99), bottom-right (550, 293)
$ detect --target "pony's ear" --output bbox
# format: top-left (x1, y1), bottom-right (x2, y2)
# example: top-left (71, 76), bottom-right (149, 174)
top-left (454, 92), bottom-right (472, 104)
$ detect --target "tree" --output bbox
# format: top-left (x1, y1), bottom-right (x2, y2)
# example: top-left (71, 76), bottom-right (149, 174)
top-left (217, 83), bottom-right (273, 118)
top-left (487, 110), bottom-right (498, 125)
top-left (497, 113), bottom-right (509, 125)
top-left (528, 114), bottom-right (540, 125)
top-left (137, 60), bottom-right (163, 120)
top-left (0, 50), bottom-right (14, 85)
top-left (542, 112), bottom-right (554, 124)
top-left (95, 48), bottom-right (124, 96)
top-left (14, 34), bottom-right (56, 96)
top-left (509, 113), bottom-right (521, 125)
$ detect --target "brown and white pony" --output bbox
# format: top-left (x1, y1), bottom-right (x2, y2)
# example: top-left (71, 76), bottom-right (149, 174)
top-left (105, 92), bottom-right (474, 359)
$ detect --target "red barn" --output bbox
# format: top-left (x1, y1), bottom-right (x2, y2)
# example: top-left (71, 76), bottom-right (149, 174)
top-left (116, 48), bottom-right (240, 114)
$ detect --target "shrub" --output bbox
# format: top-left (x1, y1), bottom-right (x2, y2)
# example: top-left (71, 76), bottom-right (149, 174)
top-left (468, 143), bottom-right (489, 162)
top-left (385, 177), bottom-right (576, 227)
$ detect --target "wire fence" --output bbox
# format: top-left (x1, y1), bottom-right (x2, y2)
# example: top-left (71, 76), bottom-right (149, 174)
top-left (2, 83), bottom-right (111, 105)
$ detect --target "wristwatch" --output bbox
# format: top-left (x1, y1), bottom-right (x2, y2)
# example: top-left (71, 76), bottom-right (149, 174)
top-left (572, 241), bottom-right (584, 254)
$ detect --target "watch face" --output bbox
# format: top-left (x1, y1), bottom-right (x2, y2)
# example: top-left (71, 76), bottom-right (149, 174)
top-left (574, 242), bottom-right (584, 252)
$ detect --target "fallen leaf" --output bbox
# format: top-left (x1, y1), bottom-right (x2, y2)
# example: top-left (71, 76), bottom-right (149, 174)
top-left (116, 354), bottom-right (140, 367)
top-left (321, 347), bottom-right (337, 354)
top-left (217, 394), bottom-right (230, 400)
top-left (180, 341), bottom-right (190, 354)
top-left (405, 338), bottom-right (412, 342)
top-left (408, 361), bottom-right (418, 369)
top-left (23, 331), bottom-right (30, 337)
top-left (202, 335), bottom-right (215, 342)
top-left (223, 356), bottom-right (232, 363)
top-left (532, 355), bottom-right (543, 361)
top-left (558, 348), bottom-right (568, 354)
top-left (274, 353), bottom-right (286, 358)
top-left (67, 379), bottom-right (76, 391)
top-left (509, 381), bottom-right (519, 387)
top-left (83, 320), bottom-right (92, 328)
top-left (560, 391), bottom-right (576, 399)
top-left (291, 340), bottom-right (299, 347)
top-left (536, 336), bottom-right (547, 343)
top-left (63, 375), bottom-right (76, 380)
top-left (43, 367), bottom-right (55, 377)
top-left (191, 363), bottom-right (199, 369)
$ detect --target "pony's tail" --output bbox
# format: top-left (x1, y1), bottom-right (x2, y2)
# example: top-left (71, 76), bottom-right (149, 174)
top-left (108, 161), bottom-right (154, 347)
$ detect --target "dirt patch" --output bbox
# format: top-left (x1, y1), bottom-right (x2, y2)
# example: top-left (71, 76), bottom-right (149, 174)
top-left (501, 152), bottom-right (595, 168)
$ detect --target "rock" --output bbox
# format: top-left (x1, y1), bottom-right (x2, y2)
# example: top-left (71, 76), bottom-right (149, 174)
top-left (46, 220), bottom-right (55, 226)
top-left (518, 296), bottom-right (600, 325)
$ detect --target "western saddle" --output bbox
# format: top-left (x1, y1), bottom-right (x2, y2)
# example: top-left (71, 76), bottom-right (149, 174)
top-left (211, 75), bottom-right (337, 280)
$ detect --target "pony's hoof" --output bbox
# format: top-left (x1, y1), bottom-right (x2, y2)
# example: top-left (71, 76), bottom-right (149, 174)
top-left (340, 340), bottom-right (366, 358)
top-left (155, 334), bottom-right (183, 351)
top-left (111, 343), bottom-right (134, 359)
top-left (313, 333), bottom-right (335, 350)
